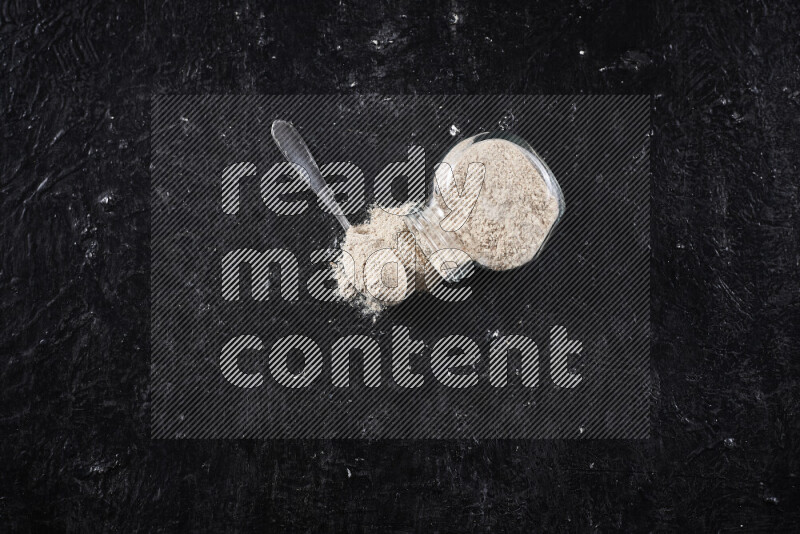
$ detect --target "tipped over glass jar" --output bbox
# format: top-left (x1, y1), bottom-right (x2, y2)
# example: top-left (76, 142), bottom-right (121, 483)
top-left (335, 132), bottom-right (565, 312)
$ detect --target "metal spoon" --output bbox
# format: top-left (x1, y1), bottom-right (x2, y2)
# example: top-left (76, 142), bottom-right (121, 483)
top-left (270, 120), bottom-right (351, 231)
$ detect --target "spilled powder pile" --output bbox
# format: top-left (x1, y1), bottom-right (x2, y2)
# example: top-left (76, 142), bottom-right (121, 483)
top-left (334, 138), bottom-right (561, 313)
top-left (334, 205), bottom-right (434, 313)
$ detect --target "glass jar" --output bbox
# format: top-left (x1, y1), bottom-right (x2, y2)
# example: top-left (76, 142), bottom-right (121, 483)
top-left (404, 131), bottom-right (565, 283)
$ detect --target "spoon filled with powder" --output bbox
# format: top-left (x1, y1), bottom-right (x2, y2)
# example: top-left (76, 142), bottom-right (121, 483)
top-left (271, 120), bottom-right (425, 311)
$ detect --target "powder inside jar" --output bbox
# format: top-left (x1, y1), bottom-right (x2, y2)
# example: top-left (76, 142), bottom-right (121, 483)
top-left (439, 139), bottom-right (561, 270)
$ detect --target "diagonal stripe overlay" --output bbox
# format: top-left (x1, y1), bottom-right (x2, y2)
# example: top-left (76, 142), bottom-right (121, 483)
top-left (151, 95), bottom-right (651, 439)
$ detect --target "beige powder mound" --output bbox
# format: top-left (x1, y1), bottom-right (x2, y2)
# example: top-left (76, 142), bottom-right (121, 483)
top-left (334, 205), bottom-right (434, 313)
top-left (442, 139), bottom-right (560, 270)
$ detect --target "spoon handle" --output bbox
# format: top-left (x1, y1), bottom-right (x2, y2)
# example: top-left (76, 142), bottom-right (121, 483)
top-left (270, 120), bottom-right (351, 231)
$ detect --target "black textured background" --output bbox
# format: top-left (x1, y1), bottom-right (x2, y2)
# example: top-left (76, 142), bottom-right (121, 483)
top-left (1, 0), bottom-right (798, 531)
